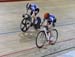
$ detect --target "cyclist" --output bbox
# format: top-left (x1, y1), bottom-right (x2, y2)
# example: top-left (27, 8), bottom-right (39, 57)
top-left (26, 3), bottom-right (39, 18)
top-left (26, 3), bottom-right (41, 29)
top-left (42, 12), bottom-right (56, 45)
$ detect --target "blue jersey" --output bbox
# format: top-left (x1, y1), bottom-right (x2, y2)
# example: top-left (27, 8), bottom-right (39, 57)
top-left (49, 14), bottom-right (56, 22)
top-left (30, 4), bottom-right (38, 11)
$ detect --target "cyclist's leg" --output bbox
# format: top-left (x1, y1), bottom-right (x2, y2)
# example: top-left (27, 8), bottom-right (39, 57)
top-left (48, 25), bottom-right (56, 45)
top-left (43, 26), bottom-right (53, 45)
top-left (53, 18), bottom-right (56, 27)
top-left (32, 8), bottom-right (40, 25)
top-left (43, 26), bottom-right (50, 41)
top-left (30, 10), bottom-right (33, 15)
top-left (49, 20), bottom-right (57, 45)
top-left (47, 22), bottom-right (54, 44)
top-left (31, 9), bottom-right (37, 21)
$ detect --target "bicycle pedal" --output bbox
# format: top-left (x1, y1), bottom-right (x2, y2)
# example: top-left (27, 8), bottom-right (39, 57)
top-left (48, 40), bottom-right (55, 45)
top-left (50, 42), bottom-right (55, 45)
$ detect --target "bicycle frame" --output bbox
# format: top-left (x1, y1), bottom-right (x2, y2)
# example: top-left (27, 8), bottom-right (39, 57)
top-left (40, 22), bottom-right (54, 40)
top-left (40, 27), bottom-right (50, 40)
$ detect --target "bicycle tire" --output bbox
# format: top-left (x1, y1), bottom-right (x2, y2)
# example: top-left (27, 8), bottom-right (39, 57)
top-left (50, 29), bottom-right (58, 44)
top-left (36, 31), bottom-right (46, 48)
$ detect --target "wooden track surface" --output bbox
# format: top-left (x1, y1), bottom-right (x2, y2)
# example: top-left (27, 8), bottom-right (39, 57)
top-left (0, 0), bottom-right (32, 2)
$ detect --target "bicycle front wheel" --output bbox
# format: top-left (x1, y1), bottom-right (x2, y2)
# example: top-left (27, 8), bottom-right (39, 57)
top-left (20, 14), bottom-right (32, 32)
top-left (36, 31), bottom-right (46, 48)
top-left (20, 18), bottom-right (31, 32)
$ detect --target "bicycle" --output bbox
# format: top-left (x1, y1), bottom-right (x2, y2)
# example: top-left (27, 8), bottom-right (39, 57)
top-left (36, 25), bottom-right (58, 48)
top-left (20, 7), bottom-right (41, 32)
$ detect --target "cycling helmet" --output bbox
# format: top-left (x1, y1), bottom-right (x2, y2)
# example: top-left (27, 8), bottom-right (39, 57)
top-left (44, 12), bottom-right (49, 19)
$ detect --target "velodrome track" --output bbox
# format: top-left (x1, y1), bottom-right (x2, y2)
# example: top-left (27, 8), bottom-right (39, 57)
top-left (0, 0), bottom-right (75, 57)
top-left (0, 0), bottom-right (31, 2)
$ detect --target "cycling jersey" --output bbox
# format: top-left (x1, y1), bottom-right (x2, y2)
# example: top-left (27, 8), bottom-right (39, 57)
top-left (48, 14), bottom-right (56, 22)
top-left (43, 14), bottom-right (56, 27)
top-left (30, 4), bottom-right (39, 11)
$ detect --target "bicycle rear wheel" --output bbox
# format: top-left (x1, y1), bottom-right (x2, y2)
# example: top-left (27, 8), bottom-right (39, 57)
top-left (36, 31), bottom-right (46, 48)
top-left (49, 29), bottom-right (58, 44)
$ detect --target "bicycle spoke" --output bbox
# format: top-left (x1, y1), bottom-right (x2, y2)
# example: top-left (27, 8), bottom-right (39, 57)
top-left (22, 26), bottom-right (26, 30)
top-left (38, 33), bottom-right (45, 44)
top-left (50, 29), bottom-right (58, 44)
top-left (26, 20), bottom-right (31, 28)
top-left (21, 24), bottom-right (24, 28)
top-left (22, 19), bottom-right (26, 25)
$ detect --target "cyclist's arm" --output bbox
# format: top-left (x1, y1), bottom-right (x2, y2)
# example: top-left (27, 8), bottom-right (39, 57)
top-left (40, 19), bottom-right (45, 25)
top-left (26, 4), bottom-right (31, 13)
top-left (41, 19), bottom-right (48, 26)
